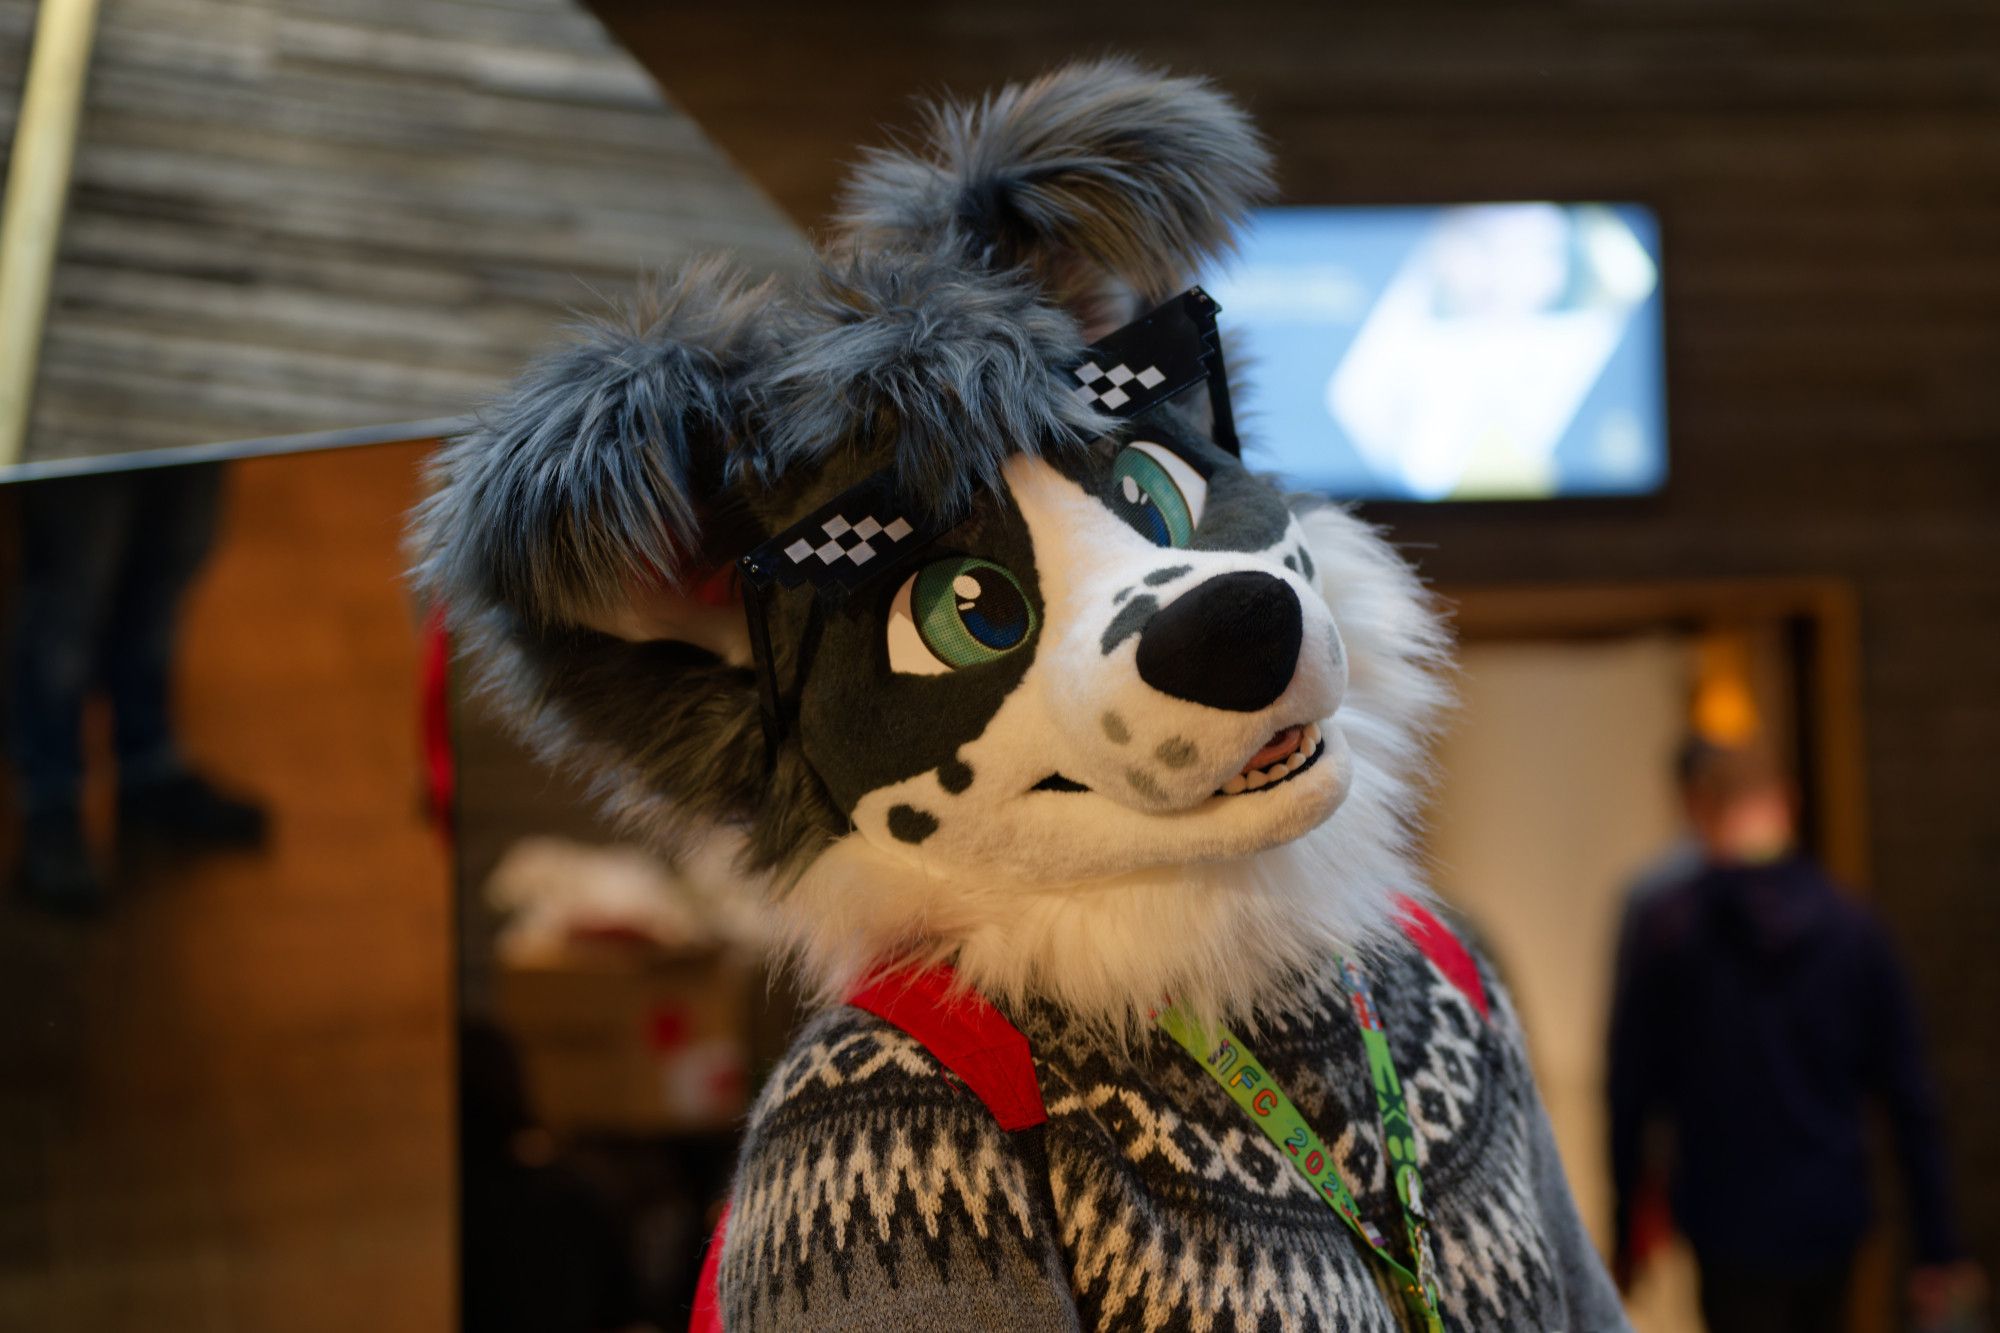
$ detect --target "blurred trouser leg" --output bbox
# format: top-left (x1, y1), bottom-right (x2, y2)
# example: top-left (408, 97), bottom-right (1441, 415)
top-left (8, 473), bottom-right (140, 912)
top-left (1697, 1255), bottom-right (1853, 1333)
top-left (101, 463), bottom-right (267, 852)
top-left (99, 462), bottom-right (222, 784)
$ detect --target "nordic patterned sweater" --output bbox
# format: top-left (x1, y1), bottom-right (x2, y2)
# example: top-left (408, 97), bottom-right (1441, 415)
top-left (718, 930), bottom-right (1629, 1332)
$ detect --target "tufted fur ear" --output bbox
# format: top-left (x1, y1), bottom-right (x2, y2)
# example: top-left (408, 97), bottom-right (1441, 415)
top-left (835, 57), bottom-right (1274, 334)
top-left (410, 259), bottom-right (843, 875)
top-left (410, 257), bottom-right (774, 646)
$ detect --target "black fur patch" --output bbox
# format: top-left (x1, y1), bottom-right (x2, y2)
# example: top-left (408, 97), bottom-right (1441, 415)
top-left (1145, 565), bottom-right (1192, 586)
top-left (797, 493), bottom-right (1044, 815)
top-left (887, 805), bottom-right (940, 843)
top-left (938, 757), bottom-right (974, 794)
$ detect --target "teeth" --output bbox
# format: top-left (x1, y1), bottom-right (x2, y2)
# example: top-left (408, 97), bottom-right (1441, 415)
top-left (1214, 721), bottom-right (1333, 796)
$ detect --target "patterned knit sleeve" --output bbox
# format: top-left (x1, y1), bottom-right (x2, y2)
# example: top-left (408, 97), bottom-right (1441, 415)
top-left (1479, 961), bottom-right (1633, 1333)
top-left (718, 1006), bottom-right (1081, 1333)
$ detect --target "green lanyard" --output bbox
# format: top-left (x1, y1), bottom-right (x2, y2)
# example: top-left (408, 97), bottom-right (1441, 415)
top-left (1156, 957), bottom-right (1444, 1333)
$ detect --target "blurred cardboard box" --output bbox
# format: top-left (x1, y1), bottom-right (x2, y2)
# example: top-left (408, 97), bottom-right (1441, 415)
top-left (496, 940), bottom-right (752, 1136)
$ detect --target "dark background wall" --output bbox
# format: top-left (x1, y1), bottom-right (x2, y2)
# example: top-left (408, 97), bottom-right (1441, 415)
top-left (595, 0), bottom-right (2000, 1273)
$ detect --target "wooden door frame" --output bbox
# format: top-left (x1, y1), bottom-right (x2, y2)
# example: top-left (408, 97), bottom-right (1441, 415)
top-left (1440, 577), bottom-right (1893, 1333)
top-left (1438, 577), bottom-right (1871, 890)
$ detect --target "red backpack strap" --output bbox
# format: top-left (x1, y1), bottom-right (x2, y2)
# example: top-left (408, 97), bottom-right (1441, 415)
top-left (689, 967), bottom-right (1049, 1331)
top-left (1394, 895), bottom-right (1491, 1021)
top-left (847, 964), bottom-right (1047, 1131)
top-left (689, 1201), bottom-right (728, 1333)
top-left (848, 966), bottom-right (1058, 1264)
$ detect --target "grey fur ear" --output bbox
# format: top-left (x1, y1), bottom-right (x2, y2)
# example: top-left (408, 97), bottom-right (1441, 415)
top-left (835, 57), bottom-right (1274, 331)
top-left (408, 259), bottom-right (843, 877)
top-left (410, 257), bottom-right (775, 633)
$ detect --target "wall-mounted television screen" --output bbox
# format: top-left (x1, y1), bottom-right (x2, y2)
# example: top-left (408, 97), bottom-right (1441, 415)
top-left (1202, 203), bottom-right (1665, 501)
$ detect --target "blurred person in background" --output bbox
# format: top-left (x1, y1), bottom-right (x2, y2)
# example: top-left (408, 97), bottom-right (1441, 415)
top-left (1607, 739), bottom-right (1985, 1333)
top-left (7, 464), bottom-right (267, 915)
top-left (460, 1020), bottom-right (646, 1333)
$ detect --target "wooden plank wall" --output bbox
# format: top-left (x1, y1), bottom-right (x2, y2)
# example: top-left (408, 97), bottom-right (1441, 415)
top-left (0, 0), bottom-right (803, 471)
top-left (600, 0), bottom-right (2000, 1284)
top-left (0, 444), bottom-right (455, 1330)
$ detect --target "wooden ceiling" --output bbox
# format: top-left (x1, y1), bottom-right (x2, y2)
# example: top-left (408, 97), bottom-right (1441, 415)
top-left (0, 0), bottom-right (802, 476)
top-left (589, 0), bottom-right (2000, 229)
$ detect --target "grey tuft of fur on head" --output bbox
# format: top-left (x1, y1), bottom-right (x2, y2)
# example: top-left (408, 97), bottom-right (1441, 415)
top-left (409, 257), bottom-right (775, 629)
top-left (834, 57), bottom-right (1274, 326)
top-left (747, 252), bottom-right (1109, 525)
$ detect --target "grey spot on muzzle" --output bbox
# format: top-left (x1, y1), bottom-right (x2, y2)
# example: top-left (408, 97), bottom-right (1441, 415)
top-left (1296, 544), bottom-right (1316, 582)
top-left (1125, 768), bottom-right (1168, 803)
top-left (937, 757), bottom-right (973, 794)
top-left (1144, 565), bottom-right (1192, 587)
top-left (1113, 586), bottom-right (1135, 605)
top-left (1101, 711), bottom-right (1131, 744)
top-left (1155, 737), bottom-right (1199, 769)
top-left (887, 805), bottom-right (939, 844)
top-left (1100, 594), bottom-right (1158, 655)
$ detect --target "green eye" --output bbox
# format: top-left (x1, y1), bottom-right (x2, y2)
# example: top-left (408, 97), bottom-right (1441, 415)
top-left (889, 556), bottom-right (1038, 674)
top-left (1111, 441), bottom-right (1206, 548)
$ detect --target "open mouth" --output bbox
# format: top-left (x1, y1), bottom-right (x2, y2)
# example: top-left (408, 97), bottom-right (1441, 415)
top-left (1028, 720), bottom-right (1330, 800)
top-left (1216, 721), bottom-right (1325, 796)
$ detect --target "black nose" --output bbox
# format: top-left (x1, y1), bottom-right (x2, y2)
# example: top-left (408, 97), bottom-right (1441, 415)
top-left (1135, 571), bottom-right (1302, 712)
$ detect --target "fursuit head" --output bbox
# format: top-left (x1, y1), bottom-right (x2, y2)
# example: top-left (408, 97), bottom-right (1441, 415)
top-left (412, 59), bottom-right (1451, 1034)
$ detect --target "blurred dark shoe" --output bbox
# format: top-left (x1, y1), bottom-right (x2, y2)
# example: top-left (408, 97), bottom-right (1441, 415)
top-left (120, 772), bottom-right (270, 853)
top-left (17, 807), bottom-right (107, 917)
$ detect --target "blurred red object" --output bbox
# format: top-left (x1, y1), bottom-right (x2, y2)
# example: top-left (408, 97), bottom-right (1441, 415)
top-left (420, 604), bottom-right (454, 840)
top-left (1627, 1172), bottom-right (1674, 1277)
